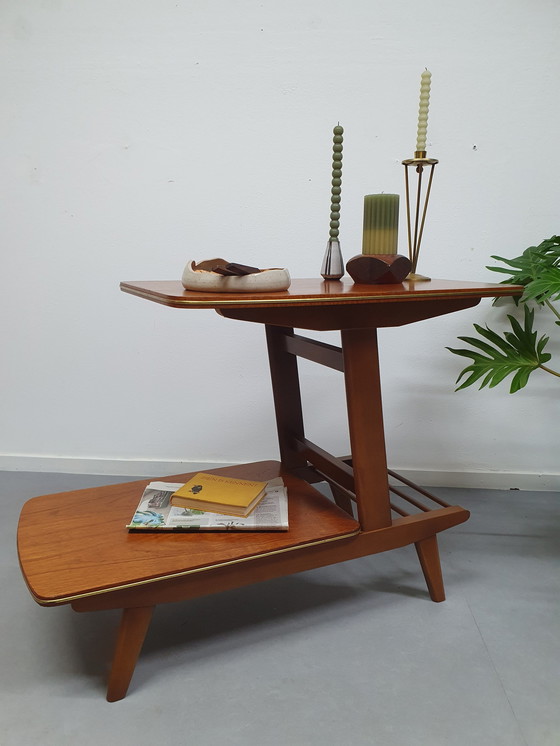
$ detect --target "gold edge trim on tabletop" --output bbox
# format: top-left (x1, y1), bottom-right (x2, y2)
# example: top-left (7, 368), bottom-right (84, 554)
top-left (120, 286), bottom-right (522, 308)
top-left (29, 529), bottom-right (361, 606)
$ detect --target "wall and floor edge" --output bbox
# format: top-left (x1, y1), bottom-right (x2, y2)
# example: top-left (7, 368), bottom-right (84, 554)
top-left (0, 455), bottom-right (558, 492)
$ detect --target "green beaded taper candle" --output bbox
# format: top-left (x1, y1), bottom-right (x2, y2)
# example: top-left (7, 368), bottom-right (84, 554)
top-left (329, 125), bottom-right (343, 241)
top-left (321, 124), bottom-right (345, 280)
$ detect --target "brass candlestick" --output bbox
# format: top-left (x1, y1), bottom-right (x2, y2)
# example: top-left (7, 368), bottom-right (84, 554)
top-left (402, 150), bottom-right (438, 281)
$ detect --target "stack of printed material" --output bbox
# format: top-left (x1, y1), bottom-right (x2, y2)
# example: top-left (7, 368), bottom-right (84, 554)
top-left (127, 476), bottom-right (288, 532)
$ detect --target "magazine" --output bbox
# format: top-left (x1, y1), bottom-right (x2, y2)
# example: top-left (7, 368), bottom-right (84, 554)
top-left (127, 477), bottom-right (288, 531)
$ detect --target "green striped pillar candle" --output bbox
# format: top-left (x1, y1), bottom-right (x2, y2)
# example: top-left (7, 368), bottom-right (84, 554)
top-left (361, 194), bottom-right (399, 255)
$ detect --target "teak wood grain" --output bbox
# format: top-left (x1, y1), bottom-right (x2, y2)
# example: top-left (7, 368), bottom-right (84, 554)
top-left (120, 278), bottom-right (522, 330)
top-left (18, 462), bottom-right (359, 606)
top-left (17, 276), bottom-right (523, 701)
top-left (120, 278), bottom-right (522, 310)
top-left (69, 504), bottom-right (468, 614)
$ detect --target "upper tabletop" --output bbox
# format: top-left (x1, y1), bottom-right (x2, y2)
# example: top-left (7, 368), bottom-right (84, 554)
top-left (120, 278), bottom-right (522, 310)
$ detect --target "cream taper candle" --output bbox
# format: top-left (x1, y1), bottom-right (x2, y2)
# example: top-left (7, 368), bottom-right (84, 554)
top-left (416, 69), bottom-right (431, 153)
top-left (362, 194), bottom-right (399, 255)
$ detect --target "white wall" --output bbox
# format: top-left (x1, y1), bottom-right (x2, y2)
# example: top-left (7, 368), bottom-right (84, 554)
top-left (1, 0), bottom-right (559, 487)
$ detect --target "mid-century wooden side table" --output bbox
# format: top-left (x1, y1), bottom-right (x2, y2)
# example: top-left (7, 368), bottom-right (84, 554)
top-left (17, 278), bottom-right (521, 701)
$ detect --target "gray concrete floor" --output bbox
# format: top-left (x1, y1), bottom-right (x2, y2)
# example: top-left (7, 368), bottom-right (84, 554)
top-left (2, 471), bottom-right (559, 746)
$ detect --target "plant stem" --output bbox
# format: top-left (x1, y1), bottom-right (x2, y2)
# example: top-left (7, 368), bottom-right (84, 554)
top-left (539, 364), bottom-right (560, 378)
top-left (544, 299), bottom-right (560, 323)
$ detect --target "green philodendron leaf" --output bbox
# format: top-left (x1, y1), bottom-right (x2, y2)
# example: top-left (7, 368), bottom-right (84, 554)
top-left (447, 305), bottom-right (551, 394)
top-left (487, 236), bottom-right (560, 291)
top-left (522, 266), bottom-right (560, 303)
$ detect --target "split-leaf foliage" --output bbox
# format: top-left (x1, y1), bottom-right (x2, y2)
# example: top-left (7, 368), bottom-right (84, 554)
top-left (447, 236), bottom-right (560, 393)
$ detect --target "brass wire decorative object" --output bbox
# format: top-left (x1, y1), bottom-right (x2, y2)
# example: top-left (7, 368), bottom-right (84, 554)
top-left (402, 150), bottom-right (438, 281)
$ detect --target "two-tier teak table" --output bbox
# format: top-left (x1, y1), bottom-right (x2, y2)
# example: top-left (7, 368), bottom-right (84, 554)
top-left (17, 278), bottom-right (521, 701)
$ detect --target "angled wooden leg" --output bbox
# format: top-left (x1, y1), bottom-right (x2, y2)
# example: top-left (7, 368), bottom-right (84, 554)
top-left (106, 606), bottom-right (154, 702)
top-left (341, 328), bottom-right (392, 531)
top-left (415, 535), bottom-right (445, 602)
top-left (265, 325), bottom-right (309, 472)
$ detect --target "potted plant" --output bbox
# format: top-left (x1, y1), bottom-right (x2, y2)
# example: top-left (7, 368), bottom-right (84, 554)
top-left (447, 235), bottom-right (560, 393)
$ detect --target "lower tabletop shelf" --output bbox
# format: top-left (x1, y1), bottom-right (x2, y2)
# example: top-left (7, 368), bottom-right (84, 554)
top-left (17, 460), bottom-right (360, 606)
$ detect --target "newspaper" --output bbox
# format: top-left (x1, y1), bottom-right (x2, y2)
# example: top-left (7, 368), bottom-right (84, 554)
top-left (127, 477), bottom-right (288, 531)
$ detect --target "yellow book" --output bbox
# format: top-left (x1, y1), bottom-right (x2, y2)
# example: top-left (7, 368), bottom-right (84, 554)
top-left (170, 473), bottom-right (268, 517)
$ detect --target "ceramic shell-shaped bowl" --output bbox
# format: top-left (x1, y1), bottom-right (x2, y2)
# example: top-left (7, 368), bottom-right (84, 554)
top-left (182, 260), bottom-right (291, 293)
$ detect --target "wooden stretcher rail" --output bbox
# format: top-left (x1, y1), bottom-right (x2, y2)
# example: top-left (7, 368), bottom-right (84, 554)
top-left (388, 470), bottom-right (452, 508)
top-left (283, 334), bottom-right (344, 372)
top-left (390, 503), bottom-right (410, 517)
top-left (295, 437), bottom-right (355, 492)
top-left (390, 485), bottom-right (432, 512)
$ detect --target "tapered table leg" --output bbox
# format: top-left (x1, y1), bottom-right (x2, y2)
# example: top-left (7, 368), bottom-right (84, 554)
top-left (265, 325), bottom-right (308, 472)
top-left (415, 535), bottom-right (445, 602)
top-left (341, 328), bottom-right (392, 531)
top-left (106, 606), bottom-right (154, 702)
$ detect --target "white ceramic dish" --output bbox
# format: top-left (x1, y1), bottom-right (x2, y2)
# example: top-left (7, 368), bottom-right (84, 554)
top-left (182, 259), bottom-right (291, 293)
